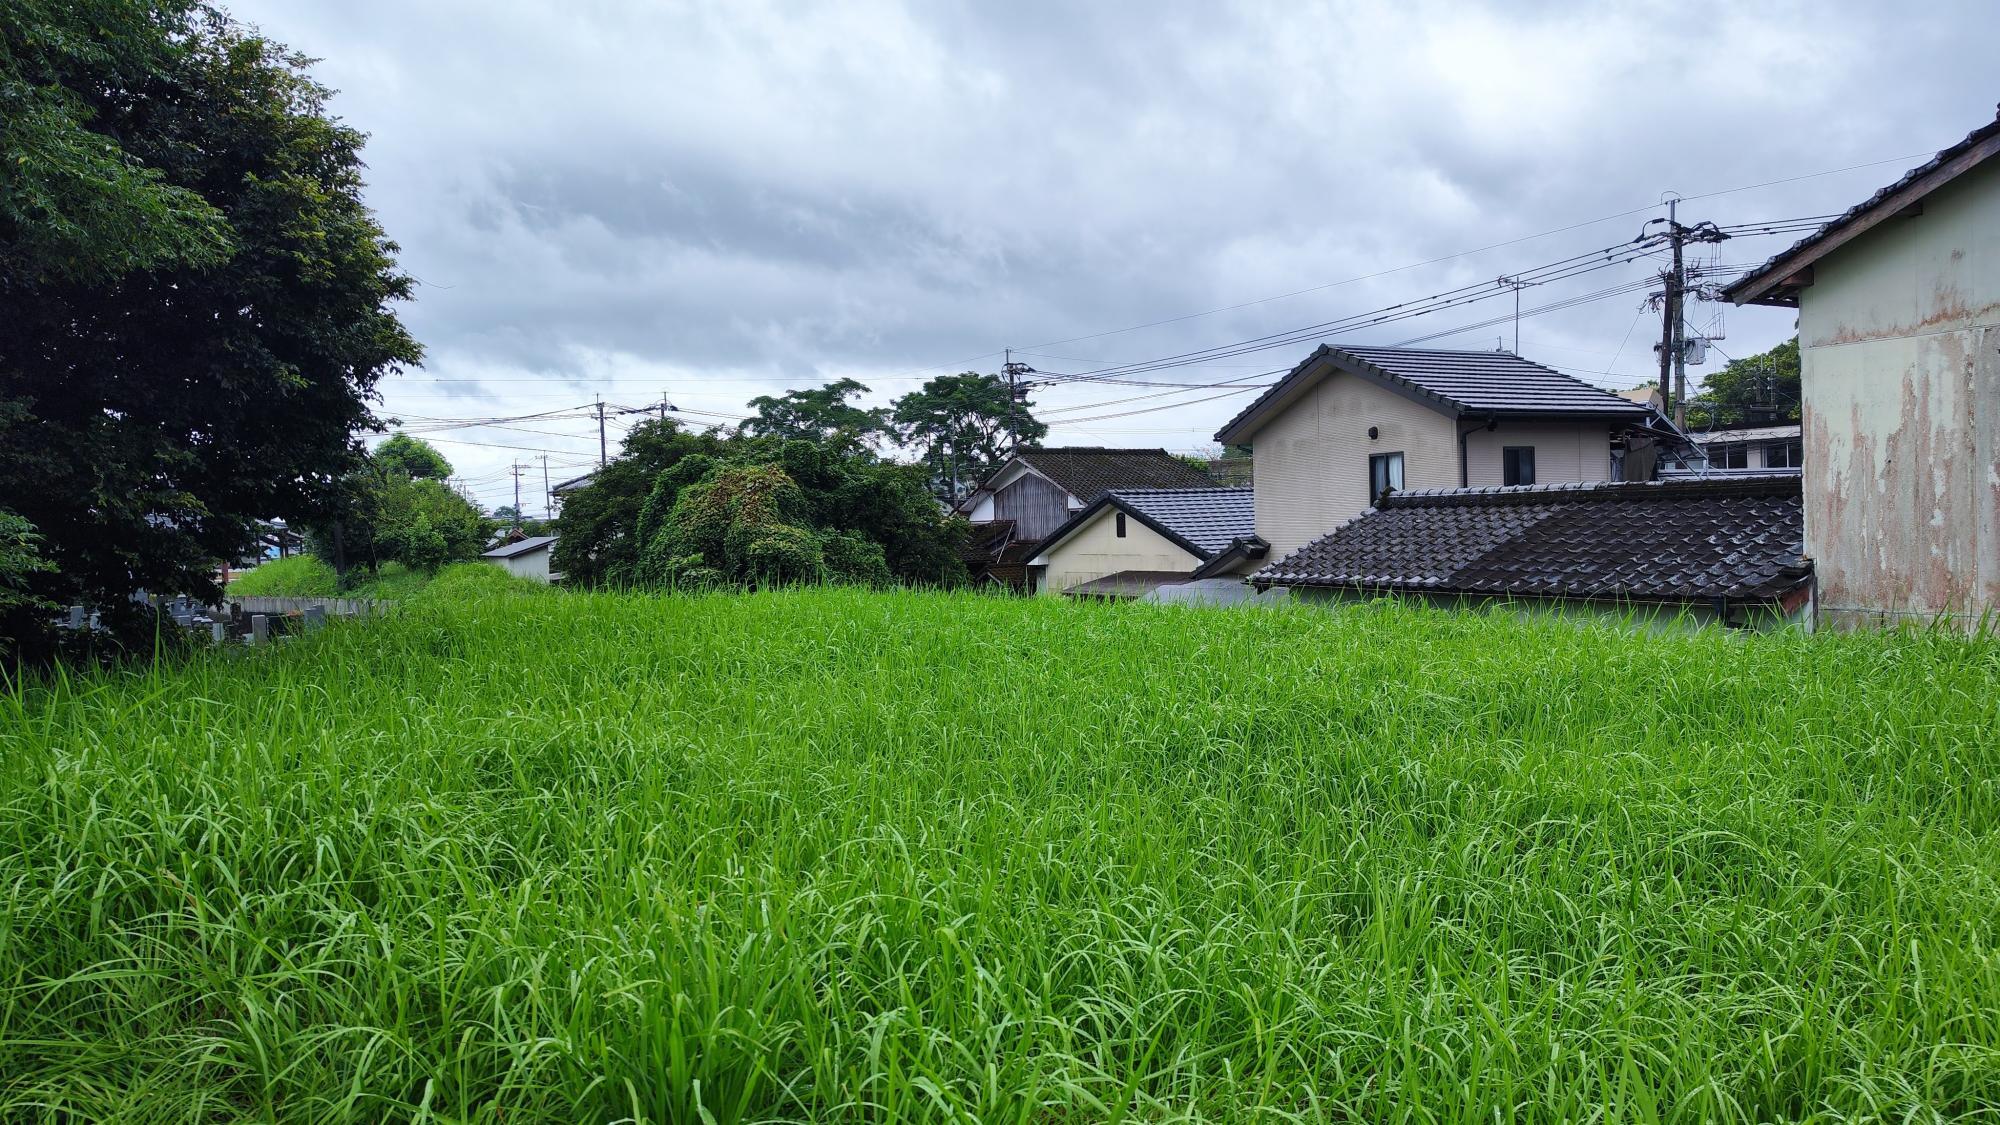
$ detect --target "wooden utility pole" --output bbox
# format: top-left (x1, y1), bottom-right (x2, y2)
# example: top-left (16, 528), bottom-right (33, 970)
top-left (594, 397), bottom-right (607, 466)
top-left (1656, 198), bottom-right (1685, 426)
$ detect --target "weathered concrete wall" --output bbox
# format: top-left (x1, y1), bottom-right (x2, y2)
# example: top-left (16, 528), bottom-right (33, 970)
top-left (1797, 158), bottom-right (2000, 628)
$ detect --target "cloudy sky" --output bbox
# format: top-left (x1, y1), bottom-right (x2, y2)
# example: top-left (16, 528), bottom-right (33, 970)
top-left (233, 0), bottom-right (1997, 513)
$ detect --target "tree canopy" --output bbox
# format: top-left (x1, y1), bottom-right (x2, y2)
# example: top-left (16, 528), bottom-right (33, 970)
top-left (739, 378), bottom-right (889, 451)
top-left (890, 372), bottom-right (1047, 497)
top-left (1689, 337), bottom-right (1800, 428)
top-left (1, 3), bottom-right (419, 656)
top-left (553, 424), bottom-right (967, 591)
top-left (375, 435), bottom-right (453, 481)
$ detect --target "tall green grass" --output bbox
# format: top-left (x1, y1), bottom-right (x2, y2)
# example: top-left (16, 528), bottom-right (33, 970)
top-left (2, 578), bottom-right (1997, 1121)
top-left (228, 558), bottom-right (438, 601)
top-left (226, 554), bottom-right (339, 596)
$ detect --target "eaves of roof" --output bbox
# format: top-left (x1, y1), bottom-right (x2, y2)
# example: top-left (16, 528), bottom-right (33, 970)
top-left (1213, 345), bottom-right (1647, 446)
top-left (1725, 113), bottom-right (2000, 307)
top-left (1027, 493), bottom-right (1211, 566)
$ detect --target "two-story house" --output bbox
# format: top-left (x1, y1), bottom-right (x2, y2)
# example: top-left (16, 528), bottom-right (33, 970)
top-left (955, 447), bottom-right (1227, 588)
top-left (1725, 110), bottom-right (2000, 629)
top-left (1212, 345), bottom-right (1660, 556)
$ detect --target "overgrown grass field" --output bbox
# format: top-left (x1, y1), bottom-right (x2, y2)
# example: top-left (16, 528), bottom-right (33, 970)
top-left (3, 568), bottom-right (1997, 1121)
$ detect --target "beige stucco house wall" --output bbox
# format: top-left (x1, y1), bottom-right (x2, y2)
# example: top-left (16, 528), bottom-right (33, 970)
top-left (1735, 147), bottom-right (2000, 628)
top-left (1464, 420), bottom-right (1615, 487)
top-left (1031, 506), bottom-right (1200, 594)
top-left (1246, 374), bottom-right (1460, 557)
top-left (1242, 371), bottom-right (1618, 558)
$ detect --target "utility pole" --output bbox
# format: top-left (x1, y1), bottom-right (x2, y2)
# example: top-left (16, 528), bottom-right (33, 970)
top-left (540, 454), bottom-right (551, 520)
top-left (1497, 276), bottom-right (1531, 353)
top-left (509, 461), bottom-right (522, 523)
top-left (1000, 348), bottom-right (1035, 452)
top-left (1648, 198), bottom-right (1728, 429)
top-left (594, 396), bottom-right (607, 466)
top-left (1656, 197), bottom-right (1684, 427)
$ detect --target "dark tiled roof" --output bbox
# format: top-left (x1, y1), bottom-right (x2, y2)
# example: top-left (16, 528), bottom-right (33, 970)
top-left (1011, 447), bottom-right (1223, 502)
top-left (482, 535), bottom-right (557, 559)
top-left (1256, 477), bottom-right (1809, 604)
top-left (960, 519), bottom-right (1016, 565)
top-left (1110, 487), bottom-right (1255, 556)
top-left (1063, 571), bottom-right (1191, 599)
top-left (1215, 345), bottom-right (1647, 443)
top-left (1726, 112), bottom-right (2000, 306)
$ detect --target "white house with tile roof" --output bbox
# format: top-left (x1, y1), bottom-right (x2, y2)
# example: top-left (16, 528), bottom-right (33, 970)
top-left (1213, 345), bottom-right (1673, 557)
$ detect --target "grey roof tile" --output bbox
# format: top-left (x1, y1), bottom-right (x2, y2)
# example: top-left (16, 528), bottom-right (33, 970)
top-left (1012, 447), bottom-right (1224, 501)
top-left (1216, 345), bottom-right (1648, 442)
top-left (1256, 477), bottom-right (1809, 604)
top-left (1108, 487), bottom-right (1256, 556)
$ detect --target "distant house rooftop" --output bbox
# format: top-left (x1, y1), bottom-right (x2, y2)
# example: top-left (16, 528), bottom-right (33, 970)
top-left (1215, 345), bottom-right (1651, 445)
top-left (1035, 486), bottom-right (1258, 564)
top-left (958, 447), bottom-right (1223, 513)
top-left (481, 535), bottom-right (557, 560)
top-left (1255, 477), bottom-right (1809, 607)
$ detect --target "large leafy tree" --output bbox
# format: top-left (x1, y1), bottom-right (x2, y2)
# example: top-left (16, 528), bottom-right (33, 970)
top-left (1, 4), bottom-right (419, 654)
top-left (627, 440), bottom-right (966, 589)
top-left (0, 0), bottom-right (233, 287)
top-left (739, 378), bottom-right (888, 450)
top-left (1689, 337), bottom-right (1800, 428)
top-left (550, 419), bottom-right (729, 586)
top-left (375, 434), bottom-right (453, 481)
top-left (890, 372), bottom-right (1046, 498)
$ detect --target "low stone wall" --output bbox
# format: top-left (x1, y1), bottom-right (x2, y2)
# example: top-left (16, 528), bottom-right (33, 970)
top-left (230, 596), bottom-right (395, 617)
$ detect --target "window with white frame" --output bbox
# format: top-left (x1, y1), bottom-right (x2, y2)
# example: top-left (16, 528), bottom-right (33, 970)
top-left (1368, 452), bottom-right (1404, 501)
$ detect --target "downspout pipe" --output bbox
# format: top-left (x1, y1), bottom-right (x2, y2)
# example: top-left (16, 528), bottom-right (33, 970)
top-left (1457, 414), bottom-right (1499, 488)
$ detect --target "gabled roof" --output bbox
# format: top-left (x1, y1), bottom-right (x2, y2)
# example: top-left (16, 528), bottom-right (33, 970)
top-left (1113, 487), bottom-right (1257, 556)
top-left (1032, 486), bottom-right (1256, 565)
top-left (1726, 110), bottom-right (2000, 307)
top-left (1254, 477), bottom-right (1808, 605)
top-left (481, 535), bottom-right (557, 559)
top-left (962, 447), bottom-right (1222, 511)
top-left (1214, 345), bottom-right (1648, 444)
top-left (550, 472), bottom-right (597, 495)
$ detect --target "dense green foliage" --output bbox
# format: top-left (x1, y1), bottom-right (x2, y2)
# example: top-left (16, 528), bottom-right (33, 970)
top-left (0, 0), bottom-right (231, 285)
top-left (548, 419), bottom-right (729, 586)
top-left (0, 3), bottom-right (419, 658)
top-left (306, 440), bottom-right (490, 578)
top-left (2, 589), bottom-right (1996, 1121)
top-left (231, 559), bottom-right (435, 601)
top-left (739, 377), bottom-right (889, 450)
top-left (1690, 336), bottom-right (1801, 427)
top-left (891, 371), bottom-right (1047, 496)
top-left (555, 423), bottom-right (965, 589)
top-left (373, 434), bottom-right (454, 481)
top-left (224, 554), bottom-right (337, 597)
top-left (0, 513), bottom-right (54, 659)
